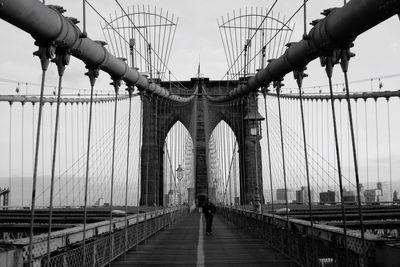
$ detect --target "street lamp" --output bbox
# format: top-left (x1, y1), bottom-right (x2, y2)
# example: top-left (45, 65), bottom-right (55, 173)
top-left (243, 109), bottom-right (264, 137)
top-left (176, 164), bottom-right (184, 204)
top-left (244, 103), bottom-right (264, 213)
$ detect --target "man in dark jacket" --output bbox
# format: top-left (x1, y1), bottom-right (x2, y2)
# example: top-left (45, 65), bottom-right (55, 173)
top-left (203, 198), bottom-right (216, 235)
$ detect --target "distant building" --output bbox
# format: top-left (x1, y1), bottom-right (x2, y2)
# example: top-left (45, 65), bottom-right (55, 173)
top-left (320, 190), bottom-right (336, 204)
top-left (364, 189), bottom-right (379, 202)
top-left (343, 190), bottom-right (356, 203)
top-left (276, 188), bottom-right (295, 203)
top-left (296, 186), bottom-right (314, 204)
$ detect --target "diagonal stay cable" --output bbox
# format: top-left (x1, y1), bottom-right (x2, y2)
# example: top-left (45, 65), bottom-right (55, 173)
top-left (87, 0), bottom-right (189, 92)
top-left (221, 0), bottom-right (279, 80)
top-left (86, 0), bottom-right (189, 91)
top-left (85, 1), bottom-right (152, 67)
top-left (114, 1), bottom-right (186, 85)
top-left (230, 2), bottom-right (306, 81)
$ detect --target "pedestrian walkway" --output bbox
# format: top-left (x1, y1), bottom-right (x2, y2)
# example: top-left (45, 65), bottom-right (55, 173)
top-left (112, 210), bottom-right (294, 266)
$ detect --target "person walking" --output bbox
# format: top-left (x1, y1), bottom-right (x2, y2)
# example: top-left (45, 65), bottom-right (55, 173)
top-left (203, 198), bottom-right (216, 235)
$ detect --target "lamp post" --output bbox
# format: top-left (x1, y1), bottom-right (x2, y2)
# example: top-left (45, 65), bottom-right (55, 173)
top-left (176, 164), bottom-right (184, 205)
top-left (244, 98), bottom-right (264, 213)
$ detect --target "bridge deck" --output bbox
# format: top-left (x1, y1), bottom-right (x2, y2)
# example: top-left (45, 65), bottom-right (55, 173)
top-left (112, 210), bottom-right (295, 266)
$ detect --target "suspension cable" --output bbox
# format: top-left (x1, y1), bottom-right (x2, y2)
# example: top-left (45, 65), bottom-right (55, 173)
top-left (340, 48), bottom-right (366, 261)
top-left (8, 102), bottom-right (12, 205)
top-left (375, 99), bottom-right (380, 189)
top-left (136, 90), bottom-right (143, 246)
top-left (275, 80), bottom-right (289, 219)
top-left (294, 68), bottom-right (314, 251)
top-left (262, 92), bottom-right (275, 217)
top-left (82, 66), bottom-right (98, 265)
top-left (29, 44), bottom-right (52, 267)
top-left (46, 48), bottom-right (69, 266)
top-left (108, 78), bottom-right (121, 265)
top-left (322, 53), bottom-right (348, 264)
top-left (239, 98), bottom-right (246, 204)
top-left (21, 102), bottom-right (25, 206)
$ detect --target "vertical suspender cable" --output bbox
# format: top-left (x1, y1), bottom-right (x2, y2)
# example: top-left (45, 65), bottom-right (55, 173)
top-left (46, 49), bottom-right (69, 266)
top-left (239, 98), bottom-right (246, 204)
top-left (323, 54), bottom-right (348, 264)
top-left (262, 92), bottom-right (274, 217)
top-left (340, 50), bottom-right (366, 260)
top-left (108, 79), bottom-right (120, 266)
top-left (124, 86), bottom-right (133, 255)
top-left (29, 45), bottom-right (52, 267)
top-left (22, 102), bottom-right (25, 206)
top-left (275, 82), bottom-right (289, 219)
top-left (364, 100), bottom-right (369, 190)
top-left (76, 102), bottom-right (81, 204)
top-left (294, 69), bottom-right (314, 256)
top-left (126, 41), bottom-right (136, 250)
top-left (375, 99), bottom-right (380, 189)
top-left (144, 96), bottom-right (152, 206)
top-left (58, 104), bottom-right (61, 206)
top-left (71, 103), bottom-right (75, 205)
top-left (8, 102), bottom-right (12, 205)
top-left (155, 98), bottom-right (159, 206)
top-left (64, 103), bottom-right (68, 205)
top-left (42, 104), bottom-right (45, 207)
top-left (386, 99), bottom-right (393, 201)
top-left (136, 92), bottom-right (143, 246)
top-left (82, 0), bottom-right (86, 35)
top-left (82, 67), bottom-right (98, 265)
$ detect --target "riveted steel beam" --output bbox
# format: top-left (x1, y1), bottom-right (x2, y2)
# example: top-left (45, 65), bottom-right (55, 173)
top-left (211, 0), bottom-right (400, 102)
top-left (0, 0), bottom-right (192, 103)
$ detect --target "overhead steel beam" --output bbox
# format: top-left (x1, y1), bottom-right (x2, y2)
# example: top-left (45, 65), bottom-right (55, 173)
top-left (0, 94), bottom-right (132, 104)
top-left (0, 0), bottom-right (192, 102)
top-left (213, 0), bottom-right (400, 101)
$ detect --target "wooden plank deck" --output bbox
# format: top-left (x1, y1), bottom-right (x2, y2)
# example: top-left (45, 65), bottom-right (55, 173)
top-left (112, 210), bottom-right (295, 266)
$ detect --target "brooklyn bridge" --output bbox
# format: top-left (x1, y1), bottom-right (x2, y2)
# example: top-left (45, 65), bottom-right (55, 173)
top-left (0, 0), bottom-right (400, 266)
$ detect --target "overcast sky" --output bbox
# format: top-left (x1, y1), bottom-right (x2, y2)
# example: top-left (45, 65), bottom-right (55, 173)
top-left (0, 0), bottom-right (399, 93)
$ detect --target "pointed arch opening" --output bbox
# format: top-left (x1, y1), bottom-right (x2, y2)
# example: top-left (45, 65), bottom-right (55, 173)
top-left (208, 120), bottom-right (240, 205)
top-left (163, 121), bottom-right (194, 206)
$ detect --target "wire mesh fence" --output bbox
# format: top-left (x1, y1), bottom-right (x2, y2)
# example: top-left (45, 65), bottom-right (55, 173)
top-left (218, 206), bottom-right (380, 267)
top-left (41, 207), bottom-right (189, 267)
